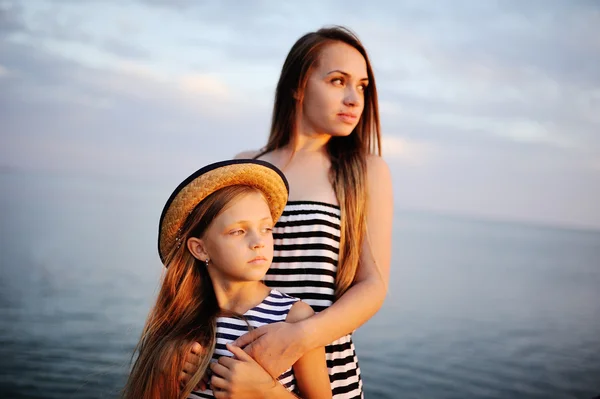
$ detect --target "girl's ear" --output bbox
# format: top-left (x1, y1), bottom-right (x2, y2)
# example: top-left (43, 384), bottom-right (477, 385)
top-left (187, 237), bottom-right (209, 261)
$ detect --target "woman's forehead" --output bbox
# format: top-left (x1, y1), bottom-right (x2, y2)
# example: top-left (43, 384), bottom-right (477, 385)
top-left (316, 42), bottom-right (367, 76)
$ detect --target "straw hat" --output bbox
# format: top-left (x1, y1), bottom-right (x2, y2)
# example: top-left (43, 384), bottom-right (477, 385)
top-left (158, 159), bottom-right (289, 264)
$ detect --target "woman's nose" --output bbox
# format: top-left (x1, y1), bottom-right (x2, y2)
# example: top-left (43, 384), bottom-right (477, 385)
top-left (344, 87), bottom-right (360, 106)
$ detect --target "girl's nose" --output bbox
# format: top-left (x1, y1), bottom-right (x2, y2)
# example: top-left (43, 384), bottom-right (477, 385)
top-left (250, 232), bottom-right (265, 249)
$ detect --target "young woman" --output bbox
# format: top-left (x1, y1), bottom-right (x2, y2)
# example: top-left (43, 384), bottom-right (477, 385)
top-left (123, 160), bottom-right (332, 399)
top-left (182, 26), bottom-right (393, 399)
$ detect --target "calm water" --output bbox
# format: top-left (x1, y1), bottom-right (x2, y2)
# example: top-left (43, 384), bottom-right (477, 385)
top-left (1, 171), bottom-right (599, 399)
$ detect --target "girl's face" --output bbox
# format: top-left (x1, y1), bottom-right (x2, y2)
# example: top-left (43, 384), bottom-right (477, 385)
top-left (195, 191), bottom-right (274, 284)
top-left (299, 41), bottom-right (369, 138)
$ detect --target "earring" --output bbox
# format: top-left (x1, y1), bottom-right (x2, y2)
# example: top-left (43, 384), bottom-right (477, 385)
top-left (205, 259), bottom-right (210, 267)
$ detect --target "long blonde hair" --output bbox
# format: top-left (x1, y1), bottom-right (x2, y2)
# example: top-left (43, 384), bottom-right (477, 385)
top-left (258, 26), bottom-right (381, 298)
top-left (122, 185), bottom-right (261, 399)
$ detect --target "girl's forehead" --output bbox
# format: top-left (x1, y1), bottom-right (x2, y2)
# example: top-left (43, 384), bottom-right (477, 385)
top-left (213, 192), bottom-right (272, 223)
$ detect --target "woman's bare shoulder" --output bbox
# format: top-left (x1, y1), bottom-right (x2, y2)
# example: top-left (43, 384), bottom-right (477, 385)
top-left (366, 154), bottom-right (391, 179)
top-left (234, 150), bottom-right (261, 160)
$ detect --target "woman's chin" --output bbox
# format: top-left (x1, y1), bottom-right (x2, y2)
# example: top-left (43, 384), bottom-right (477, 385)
top-left (327, 127), bottom-right (355, 138)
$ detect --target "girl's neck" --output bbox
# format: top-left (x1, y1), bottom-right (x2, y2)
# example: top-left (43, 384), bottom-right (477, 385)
top-left (211, 279), bottom-right (271, 315)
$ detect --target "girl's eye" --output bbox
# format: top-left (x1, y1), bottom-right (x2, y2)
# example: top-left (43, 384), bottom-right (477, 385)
top-left (262, 227), bottom-right (273, 233)
top-left (230, 229), bottom-right (244, 236)
top-left (358, 84), bottom-right (367, 92)
top-left (331, 78), bottom-right (344, 86)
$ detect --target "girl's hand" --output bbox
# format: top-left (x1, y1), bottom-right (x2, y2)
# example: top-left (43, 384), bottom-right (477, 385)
top-left (232, 322), bottom-right (307, 377)
top-left (209, 343), bottom-right (280, 399)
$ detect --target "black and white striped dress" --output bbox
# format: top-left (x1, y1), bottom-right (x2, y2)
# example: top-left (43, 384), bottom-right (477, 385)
top-left (264, 201), bottom-right (364, 399)
top-left (189, 289), bottom-right (298, 399)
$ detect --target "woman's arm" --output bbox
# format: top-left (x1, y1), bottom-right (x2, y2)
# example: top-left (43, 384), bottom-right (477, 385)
top-left (207, 300), bottom-right (330, 399)
top-left (209, 344), bottom-right (301, 399)
top-left (233, 156), bottom-right (393, 376)
top-left (299, 155), bottom-right (393, 346)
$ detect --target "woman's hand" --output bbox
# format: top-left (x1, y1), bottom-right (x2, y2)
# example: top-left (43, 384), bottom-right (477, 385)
top-left (232, 321), bottom-right (308, 377)
top-left (179, 342), bottom-right (209, 391)
top-left (210, 344), bottom-right (283, 399)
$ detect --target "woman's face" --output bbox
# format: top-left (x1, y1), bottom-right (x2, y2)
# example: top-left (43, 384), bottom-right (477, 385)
top-left (299, 41), bottom-right (369, 138)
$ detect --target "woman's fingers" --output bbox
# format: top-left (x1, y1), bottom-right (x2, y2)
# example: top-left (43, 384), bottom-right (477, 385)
top-left (185, 352), bottom-right (201, 366)
top-left (190, 341), bottom-right (203, 355)
top-left (194, 374), bottom-right (209, 391)
top-left (232, 325), bottom-right (267, 348)
top-left (179, 370), bottom-right (191, 385)
top-left (179, 342), bottom-right (206, 391)
top-left (182, 359), bottom-right (200, 374)
top-left (179, 342), bottom-right (204, 386)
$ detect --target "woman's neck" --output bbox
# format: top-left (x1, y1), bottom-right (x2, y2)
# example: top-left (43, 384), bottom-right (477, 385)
top-left (290, 132), bottom-right (330, 153)
top-left (292, 113), bottom-right (332, 153)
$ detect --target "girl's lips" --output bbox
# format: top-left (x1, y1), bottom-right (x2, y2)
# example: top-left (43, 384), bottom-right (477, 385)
top-left (248, 256), bottom-right (267, 264)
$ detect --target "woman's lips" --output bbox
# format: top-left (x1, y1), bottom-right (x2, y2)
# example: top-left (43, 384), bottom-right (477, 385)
top-left (338, 112), bottom-right (358, 124)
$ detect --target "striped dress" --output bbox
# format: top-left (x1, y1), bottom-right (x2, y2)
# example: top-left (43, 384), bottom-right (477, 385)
top-left (189, 289), bottom-right (299, 399)
top-left (264, 201), bottom-right (364, 399)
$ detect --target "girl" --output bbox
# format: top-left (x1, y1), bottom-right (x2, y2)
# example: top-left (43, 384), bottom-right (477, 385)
top-left (181, 26), bottom-right (393, 399)
top-left (123, 159), bottom-right (332, 399)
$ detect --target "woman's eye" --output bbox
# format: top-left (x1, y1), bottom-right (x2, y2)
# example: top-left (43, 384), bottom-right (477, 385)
top-left (230, 229), bottom-right (244, 236)
top-left (331, 78), bottom-right (344, 86)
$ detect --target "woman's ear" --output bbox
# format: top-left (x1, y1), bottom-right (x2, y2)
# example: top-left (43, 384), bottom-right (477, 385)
top-left (292, 89), bottom-right (302, 102)
top-left (187, 237), bottom-right (209, 261)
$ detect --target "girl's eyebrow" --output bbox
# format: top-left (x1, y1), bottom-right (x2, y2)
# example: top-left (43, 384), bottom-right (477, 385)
top-left (229, 216), bottom-right (273, 225)
top-left (326, 69), bottom-right (369, 82)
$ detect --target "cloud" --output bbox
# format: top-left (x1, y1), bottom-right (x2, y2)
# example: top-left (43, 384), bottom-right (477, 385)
top-left (101, 38), bottom-right (151, 60)
top-left (0, 1), bottom-right (25, 37)
top-left (381, 135), bottom-right (436, 167)
top-left (179, 74), bottom-right (230, 101)
top-left (0, 41), bottom-right (269, 182)
top-left (1, 0), bottom-right (599, 229)
top-left (363, 1), bottom-right (600, 159)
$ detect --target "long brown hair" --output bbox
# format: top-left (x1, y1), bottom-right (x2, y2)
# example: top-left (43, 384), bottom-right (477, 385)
top-left (122, 185), bottom-right (261, 399)
top-left (259, 26), bottom-right (381, 298)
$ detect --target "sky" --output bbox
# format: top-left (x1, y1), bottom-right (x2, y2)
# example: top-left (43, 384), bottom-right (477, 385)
top-left (1, 0), bottom-right (599, 230)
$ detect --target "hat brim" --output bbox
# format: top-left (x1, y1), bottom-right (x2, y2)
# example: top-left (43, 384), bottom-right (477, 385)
top-left (158, 159), bottom-right (289, 264)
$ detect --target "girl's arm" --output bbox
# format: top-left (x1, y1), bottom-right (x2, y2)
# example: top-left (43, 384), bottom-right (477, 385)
top-left (233, 155), bottom-right (393, 376)
top-left (286, 301), bottom-right (332, 399)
